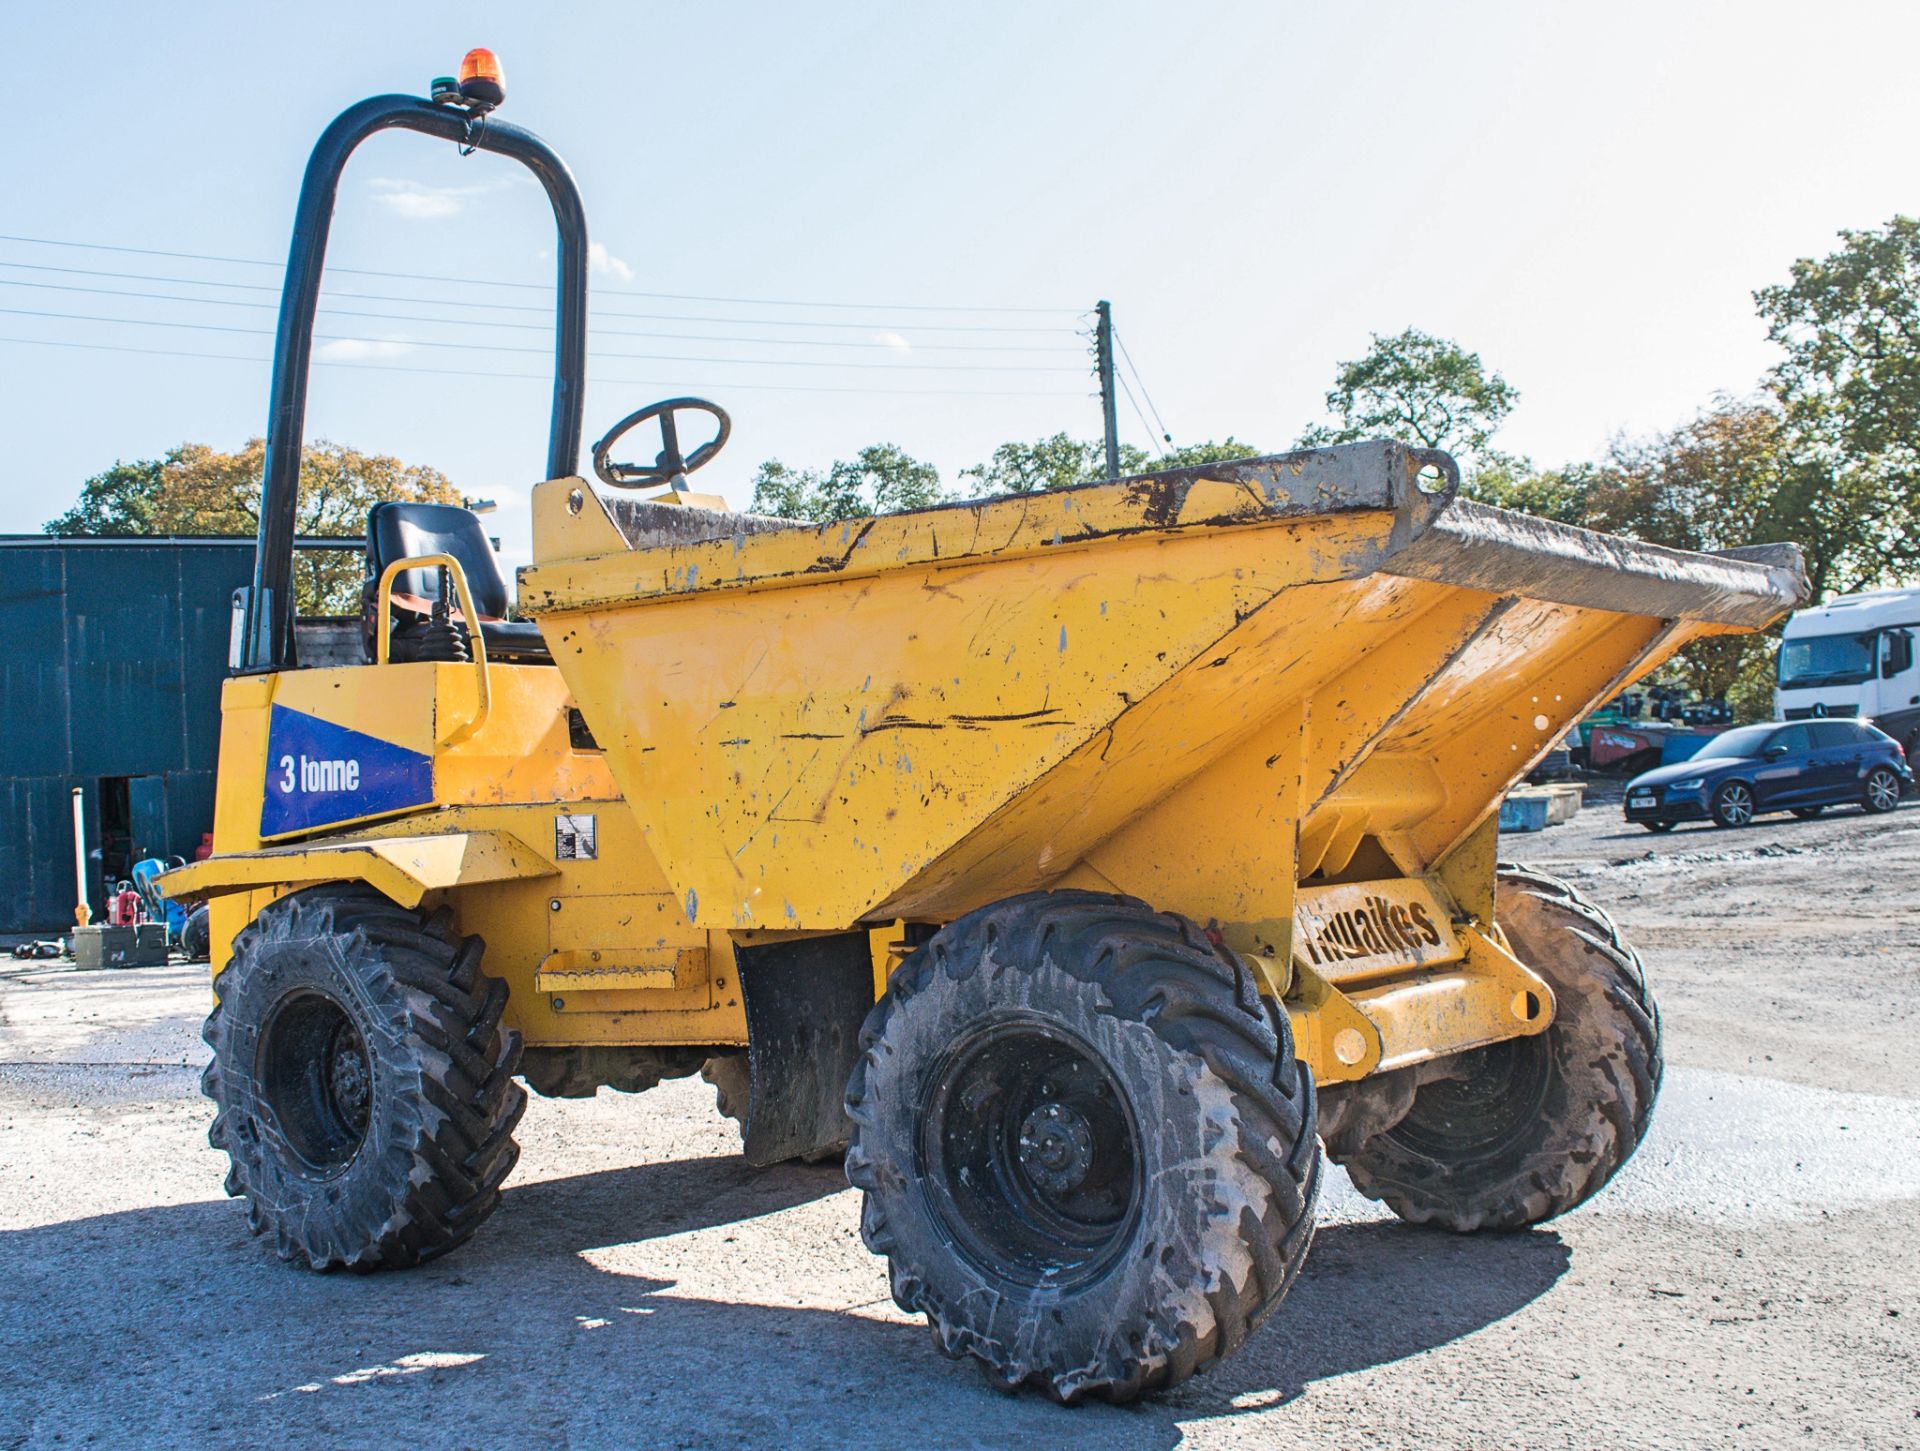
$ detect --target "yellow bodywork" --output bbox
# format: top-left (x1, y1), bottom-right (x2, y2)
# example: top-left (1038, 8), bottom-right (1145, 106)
top-left (167, 446), bottom-right (1805, 1085)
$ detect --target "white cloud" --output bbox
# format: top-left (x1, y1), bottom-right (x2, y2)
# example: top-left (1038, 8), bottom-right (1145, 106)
top-left (367, 177), bottom-right (493, 220)
top-left (874, 331), bottom-right (912, 355)
top-left (315, 338), bottom-right (415, 362)
top-left (590, 242), bottom-right (635, 283)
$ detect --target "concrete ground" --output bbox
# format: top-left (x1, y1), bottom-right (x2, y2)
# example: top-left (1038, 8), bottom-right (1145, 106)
top-left (1, 795), bottom-right (1916, 1449)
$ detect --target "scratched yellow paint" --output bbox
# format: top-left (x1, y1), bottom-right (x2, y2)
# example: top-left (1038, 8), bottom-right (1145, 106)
top-left (174, 449), bottom-right (1800, 1084)
top-left (533, 511), bottom-right (1412, 930)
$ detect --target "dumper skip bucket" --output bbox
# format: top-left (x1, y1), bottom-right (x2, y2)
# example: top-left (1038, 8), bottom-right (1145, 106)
top-left (519, 441), bottom-right (1804, 934)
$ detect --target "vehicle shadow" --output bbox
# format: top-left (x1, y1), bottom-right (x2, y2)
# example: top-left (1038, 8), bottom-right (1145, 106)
top-left (0, 1157), bottom-right (1566, 1449)
top-left (1160, 1218), bottom-right (1569, 1420)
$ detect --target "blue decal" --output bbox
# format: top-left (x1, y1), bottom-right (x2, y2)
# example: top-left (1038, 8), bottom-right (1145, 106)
top-left (261, 705), bottom-right (434, 837)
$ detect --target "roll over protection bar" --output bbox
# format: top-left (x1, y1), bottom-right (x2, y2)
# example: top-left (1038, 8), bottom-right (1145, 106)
top-left (239, 93), bottom-right (589, 673)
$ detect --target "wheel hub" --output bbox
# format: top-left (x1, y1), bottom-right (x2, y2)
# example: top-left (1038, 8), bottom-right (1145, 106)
top-left (921, 1020), bottom-right (1143, 1289)
top-left (327, 1025), bottom-right (371, 1132)
top-left (1017, 1101), bottom-right (1096, 1195)
top-left (258, 990), bottom-right (373, 1173)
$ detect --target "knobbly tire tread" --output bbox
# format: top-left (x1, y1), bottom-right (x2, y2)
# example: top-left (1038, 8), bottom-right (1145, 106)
top-left (201, 884), bottom-right (527, 1271)
top-left (181, 904), bottom-right (211, 962)
top-left (1331, 865), bottom-right (1661, 1232)
top-left (845, 890), bottom-right (1320, 1404)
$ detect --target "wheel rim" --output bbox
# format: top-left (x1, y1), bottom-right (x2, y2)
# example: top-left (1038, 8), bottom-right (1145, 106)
top-left (258, 990), bottom-right (373, 1173)
top-left (919, 1019), bottom-right (1142, 1289)
top-left (1869, 771), bottom-right (1899, 811)
top-left (1718, 784), bottom-right (1753, 824)
top-left (1385, 1031), bottom-right (1553, 1166)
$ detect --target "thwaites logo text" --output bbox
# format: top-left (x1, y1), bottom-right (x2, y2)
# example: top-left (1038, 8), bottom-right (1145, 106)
top-left (1290, 879), bottom-right (1464, 979)
top-left (1298, 893), bottom-right (1443, 967)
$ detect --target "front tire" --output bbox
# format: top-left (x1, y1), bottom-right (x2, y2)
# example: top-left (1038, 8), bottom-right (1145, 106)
top-left (1327, 867), bottom-right (1661, 1232)
top-left (1864, 766), bottom-right (1902, 815)
top-left (202, 885), bottom-right (526, 1270)
top-left (846, 891), bottom-right (1319, 1403)
top-left (1711, 780), bottom-right (1755, 828)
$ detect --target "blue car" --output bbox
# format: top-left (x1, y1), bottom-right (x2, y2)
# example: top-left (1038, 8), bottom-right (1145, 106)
top-left (1623, 719), bottom-right (1912, 831)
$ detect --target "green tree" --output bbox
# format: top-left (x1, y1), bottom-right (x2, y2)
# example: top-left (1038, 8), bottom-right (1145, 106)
top-left (1476, 401), bottom-right (1824, 714)
top-left (748, 442), bottom-right (943, 523)
top-left (1489, 399), bottom-right (1859, 600)
top-left (1603, 400), bottom-right (1842, 714)
top-left (47, 438), bottom-right (459, 614)
top-left (1467, 455), bottom-right (1593, 522)
top-left (1148, 436), bottom-right (1263, 472)
top-left (744, 459), bottom-right (821, 521)
top-left (1754, 214), bottom-right (1920, 590)
top-left (958, 433), bottom-right (1147, 496)
top-left (958, 434), bottom-right (1264, 498)
top-left (1296, 328), bottom-right (1519, 478)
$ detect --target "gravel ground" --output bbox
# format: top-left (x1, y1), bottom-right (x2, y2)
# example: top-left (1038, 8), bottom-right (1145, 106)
top-left (1, 795), bottom-right (1916, 1449)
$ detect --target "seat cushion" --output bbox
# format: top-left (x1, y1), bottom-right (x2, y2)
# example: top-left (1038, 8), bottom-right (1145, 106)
top-left (368, 501), bottom-right (512, 618)
top-left (363, 502), bottom-right (552, 665)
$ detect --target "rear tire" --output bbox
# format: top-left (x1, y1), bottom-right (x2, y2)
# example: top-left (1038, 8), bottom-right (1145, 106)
top-left (522, 1045), bottom-right (706, 1098)
top-left (1711, 780), bottom-right (1755, 828)
top-left (1326, 867), bottom-right (1660, 1232)
top-left (846, 890), bottom-right (1319, 1403)
top-left (181, 904), bottom-right (211, 961)
top-left (1863, 766), bottom-right (1902, 815)
top-left (202, 885), bottom-right (526, 1270)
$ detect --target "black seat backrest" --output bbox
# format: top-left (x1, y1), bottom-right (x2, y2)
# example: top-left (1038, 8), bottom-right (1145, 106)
top-left (366, 502), bottom-right (510, 619)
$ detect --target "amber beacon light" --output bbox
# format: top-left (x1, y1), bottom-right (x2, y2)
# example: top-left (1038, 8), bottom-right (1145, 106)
top-left (457, 48), bottom-right (506, 109)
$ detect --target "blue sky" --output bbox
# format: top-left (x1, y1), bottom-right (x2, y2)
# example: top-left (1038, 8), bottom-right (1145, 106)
top-left (5, 2), bottom-right (1918, 574)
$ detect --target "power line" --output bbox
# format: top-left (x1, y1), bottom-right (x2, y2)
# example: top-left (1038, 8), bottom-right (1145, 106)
top-left (0, 306), bottom-right (1086, 372)
top-left (0, 233), bottom-right (1083, 315)
top-left (1115, 330), bottom-right (1172, 444)
top-left (0, 333), bottom-right (1088, 399)
top-left (0, 259), bottom-right (1074, 335)
top-left (0, 278), bottom-right (1082, 354)
top-left (1115, 369), bottom-right (1163, 458)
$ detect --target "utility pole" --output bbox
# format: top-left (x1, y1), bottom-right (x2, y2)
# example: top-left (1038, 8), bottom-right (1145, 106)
top-left (1095, 299), bottom-right (1120, 480)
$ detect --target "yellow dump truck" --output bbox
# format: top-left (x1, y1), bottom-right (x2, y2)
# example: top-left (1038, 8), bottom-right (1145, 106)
top-left (165, 60), bottom-right (1806, 1404)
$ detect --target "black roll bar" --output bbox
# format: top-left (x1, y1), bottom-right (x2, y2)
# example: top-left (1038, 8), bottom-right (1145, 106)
top-left (239, 93), bottom-right (589, 673)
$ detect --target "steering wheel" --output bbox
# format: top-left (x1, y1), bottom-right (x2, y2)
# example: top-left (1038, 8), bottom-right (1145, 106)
top-left (590, 397), bottom-right (731, 490)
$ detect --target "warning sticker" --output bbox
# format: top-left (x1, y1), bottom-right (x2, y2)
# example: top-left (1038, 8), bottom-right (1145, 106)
top-left (555, 813), bottom-right (597, 861)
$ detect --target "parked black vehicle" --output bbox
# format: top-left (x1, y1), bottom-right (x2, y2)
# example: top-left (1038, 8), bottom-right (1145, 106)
top-left (1623, 719), bottom-right (1912, 831)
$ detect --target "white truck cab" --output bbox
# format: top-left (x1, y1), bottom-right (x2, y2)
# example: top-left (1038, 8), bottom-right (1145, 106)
top-left (1775, 587), bottom-right (1920, 752)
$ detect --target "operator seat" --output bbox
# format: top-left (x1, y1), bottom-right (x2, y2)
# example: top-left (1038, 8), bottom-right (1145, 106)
top-left (360, 501), bottom-right (552, 665)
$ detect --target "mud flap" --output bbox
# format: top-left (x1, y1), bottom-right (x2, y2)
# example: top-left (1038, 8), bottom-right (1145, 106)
top-left (735, 932), bottom-right (873, 1166)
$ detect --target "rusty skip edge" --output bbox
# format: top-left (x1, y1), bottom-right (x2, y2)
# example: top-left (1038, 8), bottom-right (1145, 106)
top-left (519, 439), bottom-right (1459, 615)
top-left (1385, 500), bottom-right (1810, 630)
